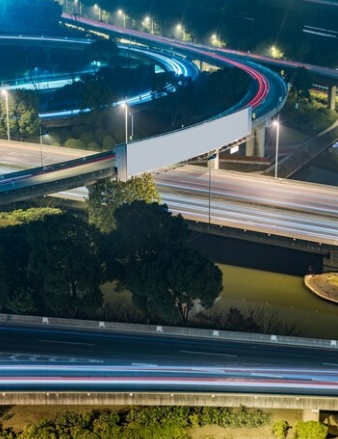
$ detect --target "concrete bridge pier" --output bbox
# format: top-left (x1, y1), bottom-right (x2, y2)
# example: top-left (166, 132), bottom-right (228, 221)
top-left (323, 249), bottom-right (338, 272)
top-left (208, 149), bottom-right (219, 170)
top-left (246, 124), bottom-right (266, 157)
top-left (328, 85), bottom-right (337, 111)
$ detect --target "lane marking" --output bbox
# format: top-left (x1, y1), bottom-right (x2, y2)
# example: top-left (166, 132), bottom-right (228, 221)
top-left (39, 340), bottom-right (95, 346)
top-left (180, 350), bottom-right (237, 358)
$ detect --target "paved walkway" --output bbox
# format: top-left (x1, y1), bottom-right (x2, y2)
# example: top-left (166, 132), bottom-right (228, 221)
top-left (304, 273), bottom-right (338, 304)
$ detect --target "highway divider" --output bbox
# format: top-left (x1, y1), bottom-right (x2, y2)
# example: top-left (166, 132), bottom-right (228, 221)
top-left (0, 312), bottom-right (337, 350)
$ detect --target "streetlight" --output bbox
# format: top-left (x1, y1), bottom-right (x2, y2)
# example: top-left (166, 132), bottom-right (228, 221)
top-left (144, 16), bottom-right (154, 34)
top-left (122, 102), bottom-right (128, 144)
top-left (176, 24), bottom-right (185, 40)
top-left (273, 118), bottom-right (280, 179)
top-left (130, 112), bottom-right (134, 142)
top-left (94, 4), bottom-right (101, 21)
top-left (1, 90), bottom-right (10, 142)
top-left (118, 9), bottom-right (127, 27)
top-left (207, 152), bottom-right (217, 229)
top-left (74, 0), bottom-right (81, 15)
top-left (39, 126), bottom-right (48, 168)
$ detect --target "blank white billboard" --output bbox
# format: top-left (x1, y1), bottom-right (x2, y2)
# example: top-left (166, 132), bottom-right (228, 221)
top-left (123, 108), bottom-right (251, 178)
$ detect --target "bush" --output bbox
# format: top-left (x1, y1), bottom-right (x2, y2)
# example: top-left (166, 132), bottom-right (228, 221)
top-left (294, 421), bottom-right (328, 439)
top-left (272, 420), bottom-right (291, 438)
top-left (64, 138), bottom-right (86, 149)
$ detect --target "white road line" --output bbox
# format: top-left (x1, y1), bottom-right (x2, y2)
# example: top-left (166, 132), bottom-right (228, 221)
top-left (180, 350), bottom-right (237, 357)
top-left (39, 340), bottom-right (95, 346)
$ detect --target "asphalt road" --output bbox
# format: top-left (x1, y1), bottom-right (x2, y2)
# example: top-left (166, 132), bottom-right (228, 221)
top-left (1, 145), bottom-right (338, 246)
top-left (1, 324), bottom-right (338, 394)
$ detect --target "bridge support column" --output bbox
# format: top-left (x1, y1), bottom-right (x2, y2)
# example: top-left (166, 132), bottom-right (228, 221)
top-left (328, 85), bottom-right (337, 110)
top-left (323, 250), bottom-right (338, 272)
top-left (302, 409), bottom-right (320, 422)
top-left (246, 124), bottom-right (265, 157)
top-left (208, 149), bottom-right (219, 170)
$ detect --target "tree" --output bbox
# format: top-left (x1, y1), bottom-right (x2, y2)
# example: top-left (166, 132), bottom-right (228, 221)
top-left (3, 90), bottom-right (40, 140)
top-left (88, 173), bottom-right (161, 233)
top-left (26, 212), bottom-right (104, 316)
top-left (290, 67), bottom-right (314, 101)
top-left (0, 225), bottom-right (35, 313)
top-left (112, 201), bottom-right (188, 263)
top-left (294, 421), bottom-right (328, 439)
top-left (111, 201), bottom-right (222, 325)
top-left (125, 246), bottom-right (222, 325)
top-left (272, 420), bottom-right (291, 438)
top-left (84, 38), bottom-right (119, 68)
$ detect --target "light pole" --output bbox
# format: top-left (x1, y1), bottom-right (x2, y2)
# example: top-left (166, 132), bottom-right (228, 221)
top-left (144, 16), bottom-right (154, 34)
top-left (118, 9), bottom-right (126, 27)
top-left (39, 126), bottom-right (48, 168)
top-left (94, 4), bottom-right (101, 21)
top-left (74, 0), bottom-right (81, 15)
top-left (207, 153), bottom-right (217, 229)
top-left (273, 118), bottom-right (280, 179)
top-left (122, 102), bottom-right (128, 144)
top-left (130, 112), bottom-right (134, 142)
top-left (176, 24), bottom-right (185, 40)
top-left (1, 90), bottom-right (10, 142)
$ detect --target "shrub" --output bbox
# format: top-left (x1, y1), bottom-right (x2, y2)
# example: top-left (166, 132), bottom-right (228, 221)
top-left (272, 420), bottom-right (291, 438)
top-left (294, 421), bottom-right (328, 439)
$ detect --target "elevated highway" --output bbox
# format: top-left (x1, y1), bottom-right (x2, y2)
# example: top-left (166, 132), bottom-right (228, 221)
top-left (1, 315), bottom-right (338, 419)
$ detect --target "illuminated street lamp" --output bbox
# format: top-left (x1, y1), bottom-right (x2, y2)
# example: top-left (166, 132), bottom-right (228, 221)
top-left (176, 24), bottom-right (185, 40)
top-left (144, 16), bottom-right (154, 34)
top-left (118, 9), bottom-right (127, 28)
top-left (39, 126), bottom-right (48, 167)
top-left (130, 112), bottom-right (134, 142)
top-left (207, 152), bottom-right (217, 229)
top-left (74, 0), bottom-right (81, 15)
top-left (273, 118), bottom-right (280, 179)
top-left (94, 4), bottom-right (101, 21)
top-left (1, 90), bottom-right (10, 142)
top-left (122, 102), bottom-right (128, 144)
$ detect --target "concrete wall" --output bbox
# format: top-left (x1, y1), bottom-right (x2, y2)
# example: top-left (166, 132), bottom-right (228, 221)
top-left (0, 392), bottom-right (335, 413)
top-left (1, 312), bottom-right (337, 353)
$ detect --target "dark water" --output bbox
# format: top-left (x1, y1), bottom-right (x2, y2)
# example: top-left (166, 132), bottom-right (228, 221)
top-left (190, 234), bottom-right (322, 276)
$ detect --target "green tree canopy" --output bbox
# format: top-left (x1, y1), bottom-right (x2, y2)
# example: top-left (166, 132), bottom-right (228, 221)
top-left (125, 246), bottom-right (223, 325)
top-left (26, 212), bottom-right (104, 316)
top-left (111, 201), bottom-right (222, 325)
top-left (0, 90), bottom-right (40, 140)
top-left (88, 173), bottom-right (161, 233)
top-left (290, 67), bottom-right (314, 101)
top-left (294, 421), bottom-right (328, 439)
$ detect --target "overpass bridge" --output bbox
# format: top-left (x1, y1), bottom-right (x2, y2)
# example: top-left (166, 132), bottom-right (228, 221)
top-left (2, 313), bottom-right (338, 421)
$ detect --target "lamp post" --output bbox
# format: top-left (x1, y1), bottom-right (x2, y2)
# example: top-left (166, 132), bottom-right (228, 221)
top-left (122, 102), bottom-right (128, 144)
top-left (176, 24), bottom-right (185, 40)
top-left (144, 16), bottom-right (154, 34)
top-left (130, 112), bottom-right (134, 142)
top-left (273, 118), bottom-right (280, 179)
top-left (39, 126), bottom-right (48, 168)
top-left (74, 0), bottom-right (81, 15)
top-left (94, 4), bottom-right (101, 21)
top-left (1, 90), bottom-right (10, 142)
top-left (207, 152), bottom-right (217, 229)
top-left (118, 9), bottom-right (126, 27)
